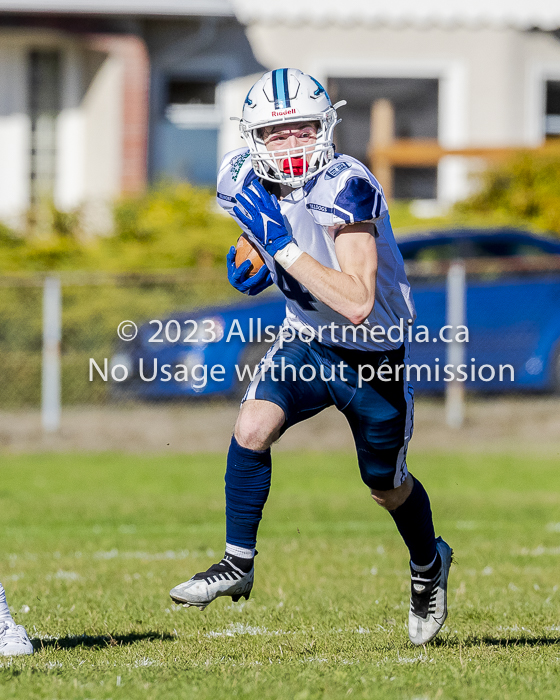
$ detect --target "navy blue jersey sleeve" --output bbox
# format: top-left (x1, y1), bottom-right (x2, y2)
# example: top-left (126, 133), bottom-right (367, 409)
top-left (304, 156), bottom-right (387, 228)
top-left (333, 176), bottom-right (382, 224)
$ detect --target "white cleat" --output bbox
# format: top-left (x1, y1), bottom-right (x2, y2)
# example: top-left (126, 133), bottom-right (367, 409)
top-left (170, 557), bottom-right (254, 611)
top-left (0, 620), bottom-right (34, 656)
top-left (408, 536), bottom-right (453, 646)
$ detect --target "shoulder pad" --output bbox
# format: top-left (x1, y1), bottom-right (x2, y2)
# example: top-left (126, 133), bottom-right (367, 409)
top-left (228, 149), bottom-right (252, 183)
top-left (333, 176), bottom-right (382, 224)
top-left (304, 155), bottom-right (386, 226)
top-left (217, 148), bottom-right (252, 211)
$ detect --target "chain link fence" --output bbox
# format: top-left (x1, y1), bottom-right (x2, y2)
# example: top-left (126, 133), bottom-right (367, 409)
top-left (1, 260), bottom-right (558, 440)
top-left (0, 270), bottom-right (238, 410)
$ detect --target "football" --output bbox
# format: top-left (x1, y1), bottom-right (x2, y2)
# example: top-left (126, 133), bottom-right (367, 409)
top-left (235, 233), bottom-right (266, 276)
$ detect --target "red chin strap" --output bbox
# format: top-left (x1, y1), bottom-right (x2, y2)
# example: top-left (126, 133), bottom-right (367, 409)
top-left (282, 158), bottom-right (307, 177)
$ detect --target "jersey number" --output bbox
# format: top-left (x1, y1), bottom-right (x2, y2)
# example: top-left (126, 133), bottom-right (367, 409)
top-left (274, 261), bottom-right (317, 311)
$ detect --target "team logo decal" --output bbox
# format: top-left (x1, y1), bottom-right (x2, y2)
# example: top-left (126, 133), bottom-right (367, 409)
top-left (324, 162), bottom-right (351, 180)
top-left (230, 152), bottom-right (250, 181)
top-left (306, 203), bottom-right (334, 214)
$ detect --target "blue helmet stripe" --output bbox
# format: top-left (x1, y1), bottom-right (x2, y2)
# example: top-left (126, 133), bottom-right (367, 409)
top-left (272, 69), bottom-right (280, 104)
top-left (272, 68), bottom-right (290, 109)
top-left (282, 68), bottom-right (290, 107)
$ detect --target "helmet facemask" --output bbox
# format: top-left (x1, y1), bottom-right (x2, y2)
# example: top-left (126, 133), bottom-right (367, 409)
top-left (241, 110), bottom-right (337, 188)
top-left (238, 69), bottom-right (344, 188)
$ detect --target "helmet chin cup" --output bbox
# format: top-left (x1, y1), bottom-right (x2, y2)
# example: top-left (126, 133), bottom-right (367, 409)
top-left (238, 68), bottom-right (344, 187)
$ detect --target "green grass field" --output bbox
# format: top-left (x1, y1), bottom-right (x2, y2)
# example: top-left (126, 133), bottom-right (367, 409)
top-left (1, 449), bottom-right (560, 699)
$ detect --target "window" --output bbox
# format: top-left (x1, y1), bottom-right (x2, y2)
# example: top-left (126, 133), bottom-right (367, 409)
top-left (545, 81), bottom-right (560, 137)
top-left (167, 80), bottom-right (216, 106)
top-left (402, 237), bottom-right (553, 262)
top-left (156, 77), bottom-right (221, 186)
top-left (165, 78), bottom-right (220, 128)
top-left (412, 243), bottom-right (455, 262)
top-left (328, 77), bottom-right (439, 199)
top-left (394, 167), bottom-right (438, 201)
top-left (28, 50), bottom-right (61, 206)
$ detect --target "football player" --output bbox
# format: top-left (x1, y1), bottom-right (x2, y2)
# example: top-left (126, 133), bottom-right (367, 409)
top-left (0, 582), bottom-right (33, 656)
top-left (170, 68), bottom-right (452, 645)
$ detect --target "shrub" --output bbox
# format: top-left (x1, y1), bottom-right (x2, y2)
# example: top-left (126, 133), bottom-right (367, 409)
top-left (455, 149), bottom-right (560, 236)
top-left (105, 182), bottom-right (239, 270)
top-left (0, 184), bottom-right (240, 272)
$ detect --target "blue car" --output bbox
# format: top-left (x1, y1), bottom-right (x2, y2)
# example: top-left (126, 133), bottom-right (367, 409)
top-left (399, 228), bottom-right (560, 392)
top-left (112, 228), bottom-right (560, 398)
top-left (111, 296), bottom-right (286, 400)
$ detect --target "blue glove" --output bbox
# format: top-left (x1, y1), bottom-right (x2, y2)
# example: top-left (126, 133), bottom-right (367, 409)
top-left (226, 246), bottom-right (273, 296)
top-left (233, 180), bottom-right (293, 257)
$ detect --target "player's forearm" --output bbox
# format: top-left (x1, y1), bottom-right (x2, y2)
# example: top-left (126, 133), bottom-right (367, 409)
top-left (285, 253), bottom-right (375, 324)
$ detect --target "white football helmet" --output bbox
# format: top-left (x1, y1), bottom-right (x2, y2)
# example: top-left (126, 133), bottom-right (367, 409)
top-left (238, 68), bottom-right (346, 188)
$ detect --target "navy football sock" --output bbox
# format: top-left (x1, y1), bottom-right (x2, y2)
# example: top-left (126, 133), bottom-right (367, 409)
top-left (389, 475), bottom-right (437, 568)
top-left (225, 436), bottom-right (272, 550)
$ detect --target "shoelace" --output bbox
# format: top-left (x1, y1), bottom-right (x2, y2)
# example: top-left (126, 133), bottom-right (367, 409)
top-left (410, 569), bottom-right (441, 619)
top-left (0, 622), bottom-right (28, 647)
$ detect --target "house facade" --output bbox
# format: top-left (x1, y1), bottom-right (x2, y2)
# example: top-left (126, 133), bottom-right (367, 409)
top-left (0, 0), bottom-right (261, 229)
top-left (222, 0), bottom-right (560, 205)
top-left (0, 0), bottom-right (559, 228)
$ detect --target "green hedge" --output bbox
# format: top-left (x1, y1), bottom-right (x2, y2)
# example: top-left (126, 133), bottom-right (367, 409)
top-left (0, 183), bottom-right (241, 273)
top-left (455, 149), bottom-right (560, 236)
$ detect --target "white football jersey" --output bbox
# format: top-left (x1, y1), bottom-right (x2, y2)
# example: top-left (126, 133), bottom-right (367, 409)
top-left (217, 148), bottom-right (416, 351)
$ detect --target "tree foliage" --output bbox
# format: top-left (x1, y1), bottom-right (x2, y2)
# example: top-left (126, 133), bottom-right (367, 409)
top-left (0, 183), bottom-right (240, 273)
top-left (455, 149), bottom-right (560, 236)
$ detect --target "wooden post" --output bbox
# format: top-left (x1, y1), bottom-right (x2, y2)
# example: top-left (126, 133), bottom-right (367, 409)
top-left (369, 99), bottom-right (395, 199)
